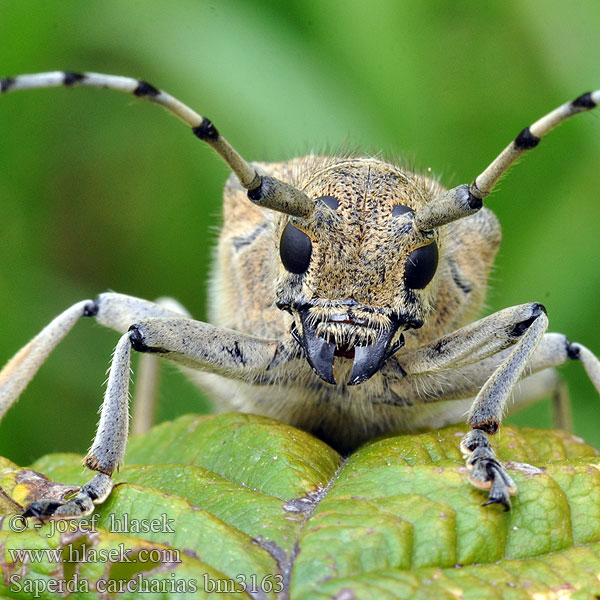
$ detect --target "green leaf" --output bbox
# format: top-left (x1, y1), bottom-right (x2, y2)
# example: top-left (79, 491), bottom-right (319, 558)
top-left (1, 413), bottom-right (600, 598)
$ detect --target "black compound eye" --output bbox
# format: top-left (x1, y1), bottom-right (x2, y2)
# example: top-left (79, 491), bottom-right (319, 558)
top-left (404, 242), bottom-right (438, 289)
top-left (392, 204), bottom-right (412, 217)
top-left (280, 222), bottom-right (312, 274)
top-left (319, 195), bottom-right (339, 209)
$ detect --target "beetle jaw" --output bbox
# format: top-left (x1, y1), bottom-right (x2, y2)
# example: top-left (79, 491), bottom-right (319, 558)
top-left (291, 304), bottom-right (407, 385)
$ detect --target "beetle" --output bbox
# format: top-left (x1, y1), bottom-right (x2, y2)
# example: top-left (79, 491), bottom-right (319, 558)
top-left (0, 71), bottom-right (599, 516)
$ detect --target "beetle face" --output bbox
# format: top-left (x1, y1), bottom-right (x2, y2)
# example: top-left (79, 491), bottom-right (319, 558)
top-left (275, 157), bottom-right (444, 385)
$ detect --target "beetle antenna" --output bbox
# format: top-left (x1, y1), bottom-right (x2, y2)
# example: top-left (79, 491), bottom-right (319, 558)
top-left (414, 90), bottom-right (600, 231)
top-left (0, 71), bottom-right (313, 218)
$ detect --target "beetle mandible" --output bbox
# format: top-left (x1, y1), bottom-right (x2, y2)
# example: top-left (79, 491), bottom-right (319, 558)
top-left (0, 71), bottom-right (599, 516)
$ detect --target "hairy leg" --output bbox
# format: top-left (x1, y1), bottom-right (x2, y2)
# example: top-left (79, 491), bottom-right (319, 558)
top-left (386, 304), bottom-right (599, 508)
top-left (0, 293), bottom-right (286, 518)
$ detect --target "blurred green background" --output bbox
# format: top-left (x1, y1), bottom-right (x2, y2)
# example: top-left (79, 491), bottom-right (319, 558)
top-left (1, 0), bottom-right (599, 465)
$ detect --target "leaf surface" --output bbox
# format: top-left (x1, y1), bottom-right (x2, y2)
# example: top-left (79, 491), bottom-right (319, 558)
top-left (1, 413), bottom-right (600, 598)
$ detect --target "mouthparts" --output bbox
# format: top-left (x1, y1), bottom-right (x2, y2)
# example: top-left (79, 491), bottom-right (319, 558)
top-left (296, 307), bottom-right (404, 386)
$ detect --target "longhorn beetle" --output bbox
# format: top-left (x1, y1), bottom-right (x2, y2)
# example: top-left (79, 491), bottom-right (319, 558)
top-left (0, 72), bottom-right (599, 516)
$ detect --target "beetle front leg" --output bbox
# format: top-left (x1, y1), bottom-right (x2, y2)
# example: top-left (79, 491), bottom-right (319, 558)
top-left (461, 304), bottom-right (549, 510)
top-left (462, 316), bottom-right (600, 509)
top-left (466, 304), bottom-right (549, 433)
top-left (459, 429), bottom-right (516, 510)
top-left (21, 318), bottom-right (283, 519)
top-left (22, 332), bottom-right (134, 519)
top-left (393, 301), bottom-right (600, 509)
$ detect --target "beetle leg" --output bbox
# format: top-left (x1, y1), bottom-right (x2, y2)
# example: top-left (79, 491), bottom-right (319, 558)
top-left (22, 332), bottom-right (134, 519)
top-left (20, 315), bottom-right (283, 518)
top-left (423, 302), bottom-right (548, 509)
top-left (131, 297), bottom-right (191, 435)
top-left (387, 303), bottom-right (599, 507)
top-left (0, 300), bottom-right (93, 420)
top-left (0, 293), bottom-right (189, 421)
top-left (460, 429), bottom-right (516, 511)
top-left (465, 304), bottom-right (549, 433)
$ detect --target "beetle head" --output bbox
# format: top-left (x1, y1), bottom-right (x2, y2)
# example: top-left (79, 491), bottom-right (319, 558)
top-left (275, 157), bottom-right (444, 385)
